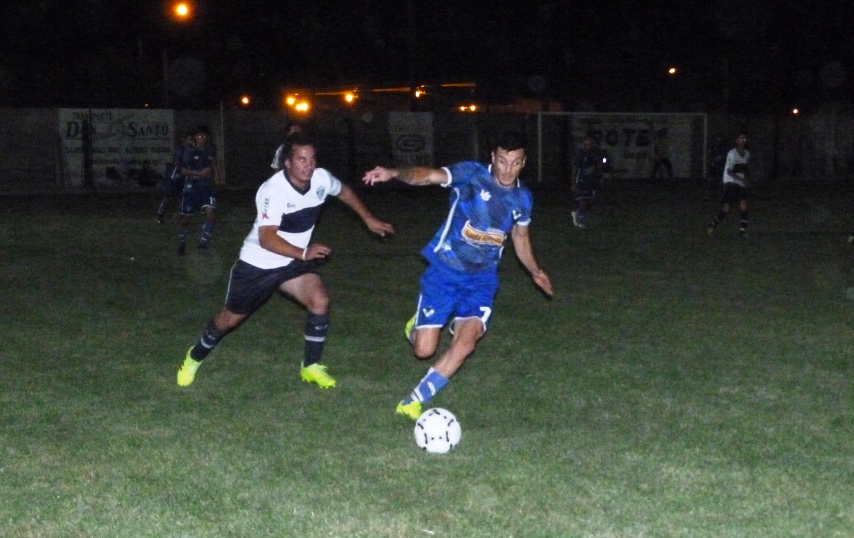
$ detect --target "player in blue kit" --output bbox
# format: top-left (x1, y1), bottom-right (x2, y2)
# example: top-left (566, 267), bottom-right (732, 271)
top-left (362, 131), bottom-right (554, 419)
top-left (156, 131), bottom-right (194, 224)
top-left (571, 133), bottom-right (604, 229)
top-left (177, 133), bottom-right (394, 388)
top-left (177, 125), bottom-right (221, 255)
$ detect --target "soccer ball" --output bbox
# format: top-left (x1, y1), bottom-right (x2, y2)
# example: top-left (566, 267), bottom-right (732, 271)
top-left (414, 408), bottom-right (461, 454)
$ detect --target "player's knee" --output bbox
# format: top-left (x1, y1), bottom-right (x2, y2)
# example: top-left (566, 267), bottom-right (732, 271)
top-left (413, 337), bottom-right (438, 359)
top-left (305, 294), bottom-right (330, 314)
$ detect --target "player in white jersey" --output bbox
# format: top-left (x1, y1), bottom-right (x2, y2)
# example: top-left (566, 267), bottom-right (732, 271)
top-left (707, 132), bottom-right (751, 237)
top-left (177, 133), bottom-right (395, 388)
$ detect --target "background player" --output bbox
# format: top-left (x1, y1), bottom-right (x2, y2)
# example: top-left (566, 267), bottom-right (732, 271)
top-left (570, 133), bottom-right (604, 229)
top-left (177, 125), bottom-right (221, 255)
top-left (707, 132), bottom-right (751, 237)
top-left (156, 131), bottom-right (194, 224)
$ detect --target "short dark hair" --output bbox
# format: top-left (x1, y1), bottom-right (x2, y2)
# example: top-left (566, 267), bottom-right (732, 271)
top-left (283, 132), bottom-right (315, 160)
top-left (194, 125), bottom-right (211, 136)
top-left (493, 130), bottom-right (527, 153)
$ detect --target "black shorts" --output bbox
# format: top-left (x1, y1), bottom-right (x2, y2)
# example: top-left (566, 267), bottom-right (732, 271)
top-left (720, 182), bottom-right (749, 204)
top-left (224, 259), bottom-right (320, 315)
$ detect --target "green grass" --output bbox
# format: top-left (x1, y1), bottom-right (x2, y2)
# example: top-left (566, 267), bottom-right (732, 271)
top-left (1, 180), bottom-right (852, 537)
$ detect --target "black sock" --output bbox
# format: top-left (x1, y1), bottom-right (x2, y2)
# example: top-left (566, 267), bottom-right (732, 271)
top-left (191, 319), bottom-right (225, 361)
top-left (302, 312), bottom-right (329, 367)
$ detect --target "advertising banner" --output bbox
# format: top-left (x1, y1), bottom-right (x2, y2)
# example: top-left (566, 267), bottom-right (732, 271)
top-left (388, 112), bottom-right (434, 168)
top-left (59, 108), bottom-right (175, 189)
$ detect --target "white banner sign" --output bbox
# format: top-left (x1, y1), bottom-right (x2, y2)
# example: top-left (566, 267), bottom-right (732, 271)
top-left (388, 112), bottom-right (434, 168)
top-left (571, 114), bottom-right (697, 179)
top-left (59, 108), bottom-right (175, 189)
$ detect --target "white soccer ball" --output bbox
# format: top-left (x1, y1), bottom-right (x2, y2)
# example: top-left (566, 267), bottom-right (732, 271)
top-left (414, 408), bottom-right (461, 454)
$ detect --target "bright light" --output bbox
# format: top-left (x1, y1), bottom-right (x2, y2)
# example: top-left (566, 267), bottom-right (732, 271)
top-left (668, 67), bottom-right (677, 75)
top-left (240, 95), bottom-right (250, 106)
top-left (414, 89), bottom-right (424, 98)
top-left (344, 92), bottom-right (356, 104)
top-left (792, 107), bottom-right (799, 115)
top-left (458, 104), bottom-right (478, 113)
top-left (295, 101), bottom-right (310, 112)
top-left (286, 96), bottom-right (296, 106)
top-left (172, 2), bottom-right (192, 20)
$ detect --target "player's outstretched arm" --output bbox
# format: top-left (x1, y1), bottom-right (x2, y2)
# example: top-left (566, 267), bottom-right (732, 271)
top-left (511, 224), bottom-right (553, 297)
top-left (363, 166), bottom-right (448, 187)
top-left (336, 184), bottom-right (395, 237)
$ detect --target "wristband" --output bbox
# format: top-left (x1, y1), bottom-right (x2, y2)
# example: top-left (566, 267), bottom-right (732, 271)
top-left (301, 248), bottom-right (308, 261)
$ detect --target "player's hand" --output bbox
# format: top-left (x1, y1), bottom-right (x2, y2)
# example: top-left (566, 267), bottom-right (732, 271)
top-left (303, 243), bottom-right (331, 261)
top-left (533, 269), bottom-right (553, 297)
top-left (362, 166), bottom-right (394, 185)
top-left (365, 216), bottom-right (395, 238)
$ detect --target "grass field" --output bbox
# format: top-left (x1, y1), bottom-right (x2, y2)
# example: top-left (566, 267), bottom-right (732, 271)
top-left (1, 178), bottom-right (852, 537)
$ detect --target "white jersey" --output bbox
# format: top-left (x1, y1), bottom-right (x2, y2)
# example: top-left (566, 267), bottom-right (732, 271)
top-left (270, 144), bottom-right (284, 170)
top-left (722, 147), bottom-right (750, 187)
top-left (239, 168), bottom-right (342, 269)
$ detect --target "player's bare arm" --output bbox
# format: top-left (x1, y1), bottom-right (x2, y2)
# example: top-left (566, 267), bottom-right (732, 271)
top-left (335, 184), bottom-right (395, 237)
top-left (363, 166), bottom-right (448, 186)
top-left (511, 224), bottom-right (553, 297)
top-left (258, 225), bottom-right (330, 261)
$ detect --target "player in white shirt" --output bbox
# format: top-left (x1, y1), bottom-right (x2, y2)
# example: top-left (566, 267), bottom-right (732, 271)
top-left (707, 132), bottom-right (751, 237)
top-left (177, 133), bottom-right (395, 388)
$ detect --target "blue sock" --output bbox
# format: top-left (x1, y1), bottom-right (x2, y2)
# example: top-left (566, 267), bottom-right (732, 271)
top-left (403, 367), bottom-right (448, 405)
top-left (200, 221), bottom-right (215, 245)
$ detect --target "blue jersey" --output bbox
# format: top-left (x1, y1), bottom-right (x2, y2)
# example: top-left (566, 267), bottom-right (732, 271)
top-left (181, 144), bottom-right (217, 181)
top-left (421, 161), bottom-right (533, 274)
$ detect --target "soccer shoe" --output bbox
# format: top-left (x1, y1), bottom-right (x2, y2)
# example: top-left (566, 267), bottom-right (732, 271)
top-left (571, 211), bottom-right (585, 229)
top-left (739, 228), bottom-right (748, 238)
top-left (157, 214), bottom-right (165, 224)
top-left (300, 363), bottom-right (337, 388)
top-left (404, 314), bottom-right (416, 343)
top-left (396, 399), bottom-right (422, 420)
top-left (177, 348), bottom-right (202, 387)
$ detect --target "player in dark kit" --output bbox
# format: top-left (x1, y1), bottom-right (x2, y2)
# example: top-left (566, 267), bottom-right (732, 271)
top-left (571, 134), bottom-right (604, 229)
top-left (177, 125), bottom-right (220, 255)
top-left (177, 133), bottom-right (394, 388)
top-left (156, 131), bottom-right (194, 223)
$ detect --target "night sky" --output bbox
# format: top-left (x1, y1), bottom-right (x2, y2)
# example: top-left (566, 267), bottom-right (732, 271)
top-left (0, 0), bottom-right (851, 112)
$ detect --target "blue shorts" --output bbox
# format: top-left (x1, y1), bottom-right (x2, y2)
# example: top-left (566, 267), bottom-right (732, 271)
top-left (162, 168), bottom-right (185, 197)
top-left (412, 262), bottom-right (499, 332)
top-left (180, 179), bottom-right (216, 215)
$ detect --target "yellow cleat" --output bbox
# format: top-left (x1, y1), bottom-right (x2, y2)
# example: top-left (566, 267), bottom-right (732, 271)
top-left (396, 399), bottom-right (422, 420)
top-left (404, 314), bottom-right (416, 343)
top-left (177, 348), bottom-right (202, 387)
top-left (300, 363), bottom-right (337, 389)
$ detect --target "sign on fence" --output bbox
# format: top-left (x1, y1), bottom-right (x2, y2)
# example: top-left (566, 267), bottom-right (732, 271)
top-left (388, 112), bottom-right (434, 168)
top-left (59, 108), bottom-right (175, 189)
